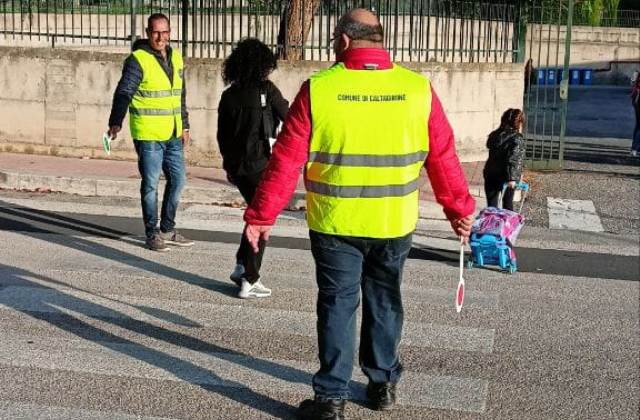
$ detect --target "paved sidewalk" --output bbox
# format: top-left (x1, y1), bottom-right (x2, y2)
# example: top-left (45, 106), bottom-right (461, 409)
top-left (0, 152), bottom-right (486, 221)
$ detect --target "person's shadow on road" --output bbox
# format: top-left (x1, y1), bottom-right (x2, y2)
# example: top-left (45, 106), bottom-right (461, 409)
top-left (0, 201), bottom-right (320, 418)
top-left (0, 263), bottom-right (306, 418)
top-left (0, 201), bottom-right (378, 412)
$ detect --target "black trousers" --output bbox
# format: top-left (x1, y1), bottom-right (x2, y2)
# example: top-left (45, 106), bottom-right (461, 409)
top-left (485, 181), bottom-right (515, 211)
top-left (230, 172), bottom-right (267, 284)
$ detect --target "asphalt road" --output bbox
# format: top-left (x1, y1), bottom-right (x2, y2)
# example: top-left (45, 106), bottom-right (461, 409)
top-left (0, 192), bottom-right (637, 420)
top-left (526, 86), bottom-right (636, 140)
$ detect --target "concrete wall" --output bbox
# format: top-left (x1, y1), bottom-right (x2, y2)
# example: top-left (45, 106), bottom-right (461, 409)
top-left (0, 46), bottom-right (523, 166)
top-left (526, 24), bottom-right (640, 84)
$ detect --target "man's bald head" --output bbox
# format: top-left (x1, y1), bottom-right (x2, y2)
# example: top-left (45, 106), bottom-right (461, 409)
top-left (347, 8), bottom-right (380, 27)
top-left (334, 8), bottom-right (384, 46)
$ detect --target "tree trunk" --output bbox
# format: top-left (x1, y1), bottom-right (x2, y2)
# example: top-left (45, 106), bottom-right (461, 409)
top-left (276, 0), bottom-right (321, 60)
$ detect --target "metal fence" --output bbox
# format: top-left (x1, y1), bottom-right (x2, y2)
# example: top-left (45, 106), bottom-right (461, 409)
top-left (529, 6), bottom-right (640, 28)
top-left (0, 0), bottom-right (522, 62)
top-left (590, 9), bottom-right (640, 28)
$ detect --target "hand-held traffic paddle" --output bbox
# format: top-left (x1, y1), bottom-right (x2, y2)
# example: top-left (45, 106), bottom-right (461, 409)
top-left (456, 237), bottom-right (466, 313)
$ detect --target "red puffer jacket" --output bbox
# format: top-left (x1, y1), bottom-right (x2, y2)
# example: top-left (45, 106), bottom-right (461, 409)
top-left (244, 48), bottom-right (475, 227)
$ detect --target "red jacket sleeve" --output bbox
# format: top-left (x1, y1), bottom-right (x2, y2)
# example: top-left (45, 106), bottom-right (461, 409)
top-left (426, 87), bottom-right (476, 221)
top-left (244, 81), bottom-right (311, 225)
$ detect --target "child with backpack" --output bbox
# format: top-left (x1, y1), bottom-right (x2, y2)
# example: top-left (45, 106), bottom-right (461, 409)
top-left (483, 109), bottom-right (525, 211)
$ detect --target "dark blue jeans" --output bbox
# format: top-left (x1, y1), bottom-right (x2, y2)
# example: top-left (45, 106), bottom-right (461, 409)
top-left (134, 138), bottom-right (186, 239)
top-left (309, 230), bottom-right (412, 400)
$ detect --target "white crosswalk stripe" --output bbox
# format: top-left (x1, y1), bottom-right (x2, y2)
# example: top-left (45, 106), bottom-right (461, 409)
top-left (0, 331), bottom-right (488, 413)
top-left (0, 401), bottom-right (177, 420)
top-left (0, 286), bottom-right (495, 354)
top-left (547, 197), bottom-right (604, 232)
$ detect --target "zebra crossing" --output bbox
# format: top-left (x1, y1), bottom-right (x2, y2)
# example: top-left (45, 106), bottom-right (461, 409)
top-left (0, 195), bottom-right (637, 419)
top-left (0, 222), bottom-right (498, 419)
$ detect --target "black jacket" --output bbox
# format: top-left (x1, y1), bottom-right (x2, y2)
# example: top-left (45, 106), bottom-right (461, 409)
top-left (483, 128), bottom-right (525, 184)
top-left (217, 80), bottom-right (289, 176)
top-left (108, 39), bottom-right (189, 134)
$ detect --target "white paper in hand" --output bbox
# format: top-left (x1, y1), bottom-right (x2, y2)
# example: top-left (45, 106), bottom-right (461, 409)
top-left (102, 132), bottom-right (112, 155)
top-left (268, 121), bottom-right (283, 151)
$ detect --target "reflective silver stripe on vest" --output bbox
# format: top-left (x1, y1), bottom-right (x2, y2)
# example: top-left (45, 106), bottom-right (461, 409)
top-left (308, 151), bottom-right (428, 167)
top-left (129, 107), bottom-right (181, 116)
top-left (305, 178), bottom-right (419, 198)
top-left (135, 89), bottom-right (182, 98)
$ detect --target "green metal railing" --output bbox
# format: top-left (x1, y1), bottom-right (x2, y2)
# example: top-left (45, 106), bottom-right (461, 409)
top-left (0, 0), bottom-right (523, 62)
top-left (523, 0), bottom-right (576, 171)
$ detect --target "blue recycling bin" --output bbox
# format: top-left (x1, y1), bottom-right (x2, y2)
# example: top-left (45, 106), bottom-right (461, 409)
top-left (570, 68), bottom-right (581, 85)
top-left (546, 68), bottom-right (556, 85)
top-left (536, 68), bottom-right (546, 85)
top-left (582, 68), bottom-right (593, 85)
top-left (558, 69), bottom-right (564, 83)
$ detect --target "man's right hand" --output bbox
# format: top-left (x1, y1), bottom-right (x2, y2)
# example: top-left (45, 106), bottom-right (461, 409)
top-left (451, 214), bottom-right (475, 244)
top-left (108, 125), bottom-right (121, 140)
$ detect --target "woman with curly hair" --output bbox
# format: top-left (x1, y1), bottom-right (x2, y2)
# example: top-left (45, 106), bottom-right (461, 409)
top-left (483, 108), bottom-right (525, 211)
top-left (217, 38), bottom-right (289, 299)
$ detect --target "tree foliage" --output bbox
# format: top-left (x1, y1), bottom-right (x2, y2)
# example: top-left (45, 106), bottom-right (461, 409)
top-left (535, 0), bottom-right (623, 26)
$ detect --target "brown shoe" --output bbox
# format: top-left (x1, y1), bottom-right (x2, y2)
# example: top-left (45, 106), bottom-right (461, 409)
top-left (145, 235), bottom-right (170, 252)
top-left (159, 230), bottom-right (194, 247)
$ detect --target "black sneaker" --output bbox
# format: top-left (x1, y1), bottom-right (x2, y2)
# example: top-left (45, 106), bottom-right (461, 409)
top-left (366, 382), bottom-right (396, 411)
top-left (296, 398), bottom-right (345, 420)
top-left (159, 230), bottom-right (194, 247)
top-left (145, 235), bottom-right (170, 252)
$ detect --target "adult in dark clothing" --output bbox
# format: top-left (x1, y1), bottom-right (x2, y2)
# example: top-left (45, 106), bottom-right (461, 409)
top-left (217, 38), bottom-right (289, 299)
top-left (483, 108), bottom-right (525, 211)
top-left (108, 13), bottom-right (193, 252)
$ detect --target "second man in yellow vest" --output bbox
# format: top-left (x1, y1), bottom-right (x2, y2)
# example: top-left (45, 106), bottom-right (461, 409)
top-left (108, 13), bottom-right (194, 252)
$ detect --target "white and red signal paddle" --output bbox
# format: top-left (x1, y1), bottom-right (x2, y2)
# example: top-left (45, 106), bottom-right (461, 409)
top-left (455, 237), bottom-right (466, 313)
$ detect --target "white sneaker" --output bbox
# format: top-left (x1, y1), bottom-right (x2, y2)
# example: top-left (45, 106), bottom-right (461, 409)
top-left (238, 279), bottom-right (272, 299)
top-left (631, 150), bottom-right (638, 157)
top-left (230, 263), bottom-right (245, 286)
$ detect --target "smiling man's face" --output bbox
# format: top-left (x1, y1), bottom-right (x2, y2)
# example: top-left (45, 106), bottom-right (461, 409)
top-left (147, 17), bottom-right (170, 54)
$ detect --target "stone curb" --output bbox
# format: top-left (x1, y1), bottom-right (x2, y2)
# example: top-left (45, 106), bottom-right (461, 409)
top-left (0, 170), bottom-right (485, 221)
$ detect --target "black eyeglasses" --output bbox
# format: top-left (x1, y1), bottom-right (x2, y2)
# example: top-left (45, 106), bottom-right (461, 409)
top-left (149, 30), bottom-right (170, 36)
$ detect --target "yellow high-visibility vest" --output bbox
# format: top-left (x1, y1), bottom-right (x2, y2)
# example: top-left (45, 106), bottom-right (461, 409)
top-left (306, 63), bottom-right (431, 238)
top-left (129, 48), bottom-right (183, 141)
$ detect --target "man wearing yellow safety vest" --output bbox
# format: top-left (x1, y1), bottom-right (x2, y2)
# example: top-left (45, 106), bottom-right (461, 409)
top-left (244, 9), bottom-right (476, 420)
top-left (108, 13), bottom-right (194, 252)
